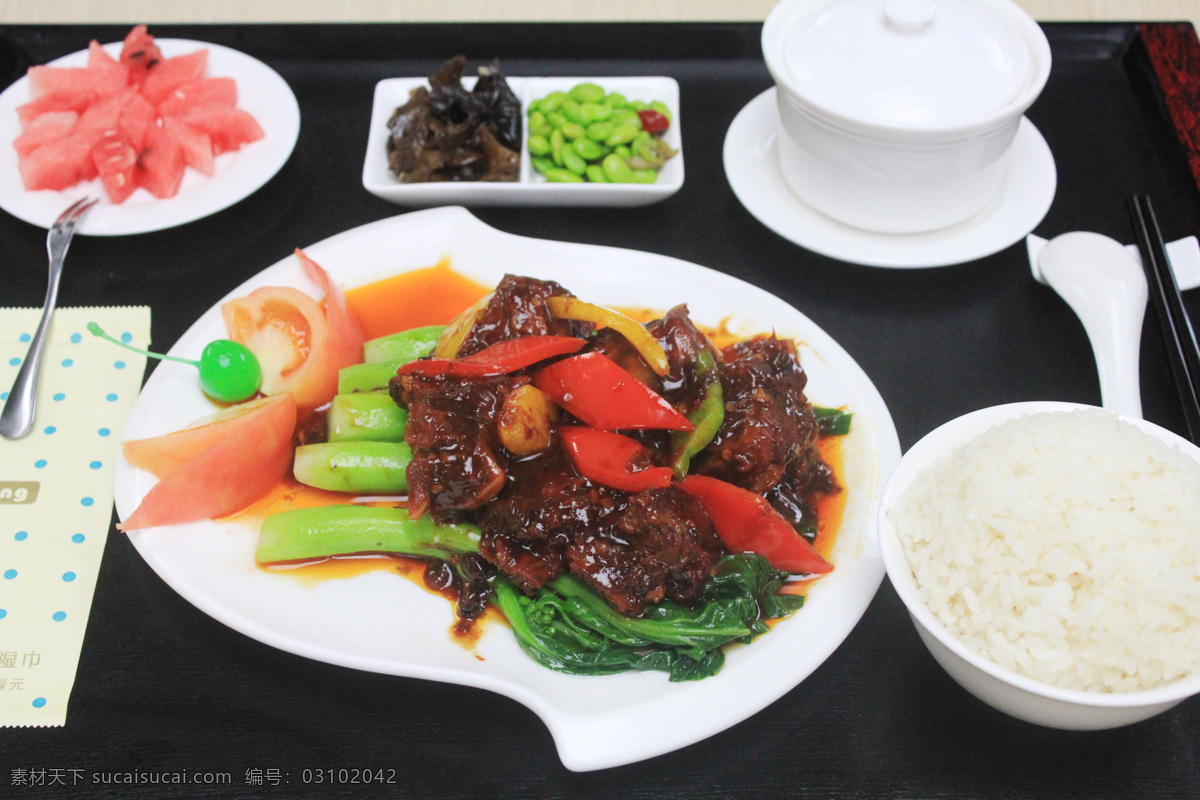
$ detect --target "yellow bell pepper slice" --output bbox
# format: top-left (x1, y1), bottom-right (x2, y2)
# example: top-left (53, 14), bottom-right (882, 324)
top-left (546, 295), bottom-right (669, 377)
top-left (434, 292), bottom-right (493, 359)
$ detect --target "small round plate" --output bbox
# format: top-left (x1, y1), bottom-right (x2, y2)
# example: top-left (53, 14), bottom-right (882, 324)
top-left (723, 88), bottom-right (1057, 268)
top-left (0, 38), bottom-right (300, 236)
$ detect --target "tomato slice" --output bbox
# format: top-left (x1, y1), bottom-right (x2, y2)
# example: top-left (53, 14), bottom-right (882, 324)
top-left (222, 285), bottom-right (321, 392)
top-left (294, 248), bottom-right (366, 382)
top-left (118, 394), bottom-right (297, 530)
top-left (221, 249), bottom-right (365, 413)
top-left (678, 475), bottom-right (832, 576)
top-left (122, 395), bottom-right (291, 479)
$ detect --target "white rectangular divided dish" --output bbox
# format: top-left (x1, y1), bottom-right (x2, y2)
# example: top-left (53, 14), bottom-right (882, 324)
top-left (362, 75), bottom-right (683, 207)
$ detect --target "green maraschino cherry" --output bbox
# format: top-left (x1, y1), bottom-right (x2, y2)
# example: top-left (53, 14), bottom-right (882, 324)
top-left (87, 322), bottom-right (262, 403)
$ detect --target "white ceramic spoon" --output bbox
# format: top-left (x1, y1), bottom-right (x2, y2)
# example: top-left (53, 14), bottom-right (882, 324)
top-left (1033, 231), bottom-right (1148, 418)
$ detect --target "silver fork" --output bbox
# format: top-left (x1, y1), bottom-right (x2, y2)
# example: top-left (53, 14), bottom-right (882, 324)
top-left (0, 197), bottom-right (98, 440)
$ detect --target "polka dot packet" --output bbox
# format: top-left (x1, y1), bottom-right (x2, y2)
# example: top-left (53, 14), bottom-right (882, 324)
top-left (0, 306), bottom-right (150, 726)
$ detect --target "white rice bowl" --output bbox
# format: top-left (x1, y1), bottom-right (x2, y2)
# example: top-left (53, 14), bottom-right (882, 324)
top-left (889, 408), bottom-right (1200, 693)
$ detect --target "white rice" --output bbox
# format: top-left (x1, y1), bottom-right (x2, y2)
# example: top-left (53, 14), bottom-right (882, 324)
top-left (890, 409), bottom-right (1200, 693)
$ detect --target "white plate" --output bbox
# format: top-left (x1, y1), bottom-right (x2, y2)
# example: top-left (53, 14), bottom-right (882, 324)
top-left (0, 38), bottom-right (300, 236)
top-left (362, 76), bottom-right (683, 207)
top-left (723, 88), bottom-right (1057, 268)
top-left (113, 206), bottom-right (899, 771)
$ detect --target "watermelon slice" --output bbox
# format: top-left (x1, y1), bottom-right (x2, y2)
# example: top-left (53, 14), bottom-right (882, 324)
top-left (16, 91), bottom-right (96, 127)
top-left (120, 25), bottom-right (163, 87)
top-left (27, 65), bottom-right (126, 100)
top-left (19, 133), bottom-right (98, 191)
top-left (73, 86), bottom-right (136, 144)
top-left (157, 76), bottom-right (237, 117)
top-left (140, 50), bottom-right (209, 108)
top-left (163, 115), bottom-right (214, 176)
top-left (13, 110), bottom-right (78, 158)
top-left (181, 104), bottom-right (264, 154)
top-left (91, 130), bottom-right (138, 204)
top-left (118, 90), bottom-right (157, 151)
top-left (135, 122), bottom-right (185, 198)
top-left (86, 40), bottom-right (129, 86)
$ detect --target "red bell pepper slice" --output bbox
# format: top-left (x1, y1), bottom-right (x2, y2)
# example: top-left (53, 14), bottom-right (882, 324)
top-left (532, 351), bottom-right (694, 432)
top-left (396, 335), bottom-right (587, 378)
top-left (560, 426), bottom-right (673, 493)
top-left (678, 475), bottom-right (833, 576)
top-left (637, 108), bottom-right (670, 134)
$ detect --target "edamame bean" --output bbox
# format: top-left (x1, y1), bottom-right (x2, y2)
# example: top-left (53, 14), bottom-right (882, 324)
top-left (560, 121), bottom-right (586, 141)
top-left (561, 146), bottom-right (588, 175)
top-left (572, 137), bottom-right (604, 161)
top-left (585, 164), bottom-right (608, 183)
top-left (580, 102), bottom-right (612, 124)
top-left (527, 134), bottom-right (551, 156)
top-left (569, 82), bottom-right (606, 104)
top-left (631, 168), bottom-right (659, 184)
top-left (602, 153), bottom-right (638, 183)
top-left (543, 167), bottom-right (585, 182)
top-left (550, 128), bottom-right (565, 166)
top-left (605, 92), bottom-right (628, 108)
top-left (650, 100), bottom-right (672, 121)
top-left (605, 123), bottom-right (640, 147)
top-left (528, 110), bottom-right (551, 137)
top-left (546, 111), bottom-right (567, 129)
top-left (586, 121), bottom-right (614, 141)
top-left (539, 91), bottom-right (568, 113)
top-left (531, 155), bottom-right (555, 175)
top-left (610, 108), bottom-right (641, 128)
top-left (561, 99), bottom-right (586, 124)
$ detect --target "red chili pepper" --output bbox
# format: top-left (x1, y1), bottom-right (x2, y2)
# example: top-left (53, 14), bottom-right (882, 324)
top-left (395, 336), bottom-right (587, 378)
top-left (678, 475), bottom-right (833, 576)
top-left (637, 109), bottom-right (670, 134)
top-left (532, 351), bottom-right (694, 432)
top-left (560, 427), bottom-right (673, 493)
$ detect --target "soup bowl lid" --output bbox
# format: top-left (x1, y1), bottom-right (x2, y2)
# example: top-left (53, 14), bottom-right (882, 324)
top-left (763, 0), bottom-right (1051, 132)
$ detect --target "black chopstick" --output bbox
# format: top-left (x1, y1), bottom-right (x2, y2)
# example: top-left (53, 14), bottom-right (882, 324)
top-left (1127, 194), bottom-right (1200, 443)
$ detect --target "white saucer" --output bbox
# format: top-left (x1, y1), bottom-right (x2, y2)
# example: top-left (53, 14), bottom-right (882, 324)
top-left (723, 88), bottom-right (1057, 268)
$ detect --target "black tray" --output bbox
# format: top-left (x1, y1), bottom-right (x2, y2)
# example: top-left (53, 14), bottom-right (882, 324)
top-left (1, 21), bottom-right (1198, 800)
